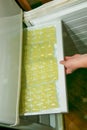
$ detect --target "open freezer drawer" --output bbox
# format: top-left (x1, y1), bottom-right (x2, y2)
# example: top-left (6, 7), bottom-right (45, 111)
top-left (19, 20), bottom-right (68, 116)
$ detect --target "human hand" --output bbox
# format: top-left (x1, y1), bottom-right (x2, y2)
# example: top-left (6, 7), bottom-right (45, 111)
top-left (60, 54), bottom-right (82, 74)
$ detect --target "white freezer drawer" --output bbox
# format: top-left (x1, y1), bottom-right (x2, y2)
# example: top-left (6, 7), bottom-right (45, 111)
top-left (20, 20), bottom-right (68, 116)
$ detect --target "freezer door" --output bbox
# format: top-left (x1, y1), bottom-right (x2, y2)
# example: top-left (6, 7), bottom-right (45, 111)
top-left (0, 0), bottom-right (22, 125)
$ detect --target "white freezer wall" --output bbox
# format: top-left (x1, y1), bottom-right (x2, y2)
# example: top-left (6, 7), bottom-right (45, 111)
top-left (0, 0), bottom-right (22, 125)
top-left (0, 0), bottom-right (20, 17)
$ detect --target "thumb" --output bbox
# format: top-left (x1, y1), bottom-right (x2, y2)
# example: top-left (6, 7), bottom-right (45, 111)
top-left (60, 60), bottom-right (66, 65)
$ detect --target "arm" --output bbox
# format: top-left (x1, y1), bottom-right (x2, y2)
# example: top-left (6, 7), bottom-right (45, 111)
top-left (60, 54), bottom-right (87, 74)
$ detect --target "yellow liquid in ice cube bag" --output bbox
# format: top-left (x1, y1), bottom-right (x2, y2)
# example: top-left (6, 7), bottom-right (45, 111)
top-left (20, 26), bottom-right (59, 114)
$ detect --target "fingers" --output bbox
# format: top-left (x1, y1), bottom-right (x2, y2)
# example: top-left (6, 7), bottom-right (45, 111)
top-left (61, 56), bottom-right (72, 63)
top-left (64, 54), bottom-right (80, 60)
top-left (66, 68), bottom-right (72, 74)
top-left (60, 54), bottom-right (81, 74)
top-left (73, 54), bottom-right (81, 57)
top-left (64, 56), bottom-right (72, 60)
top-left (60, 62), bottom-right (72, 74)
